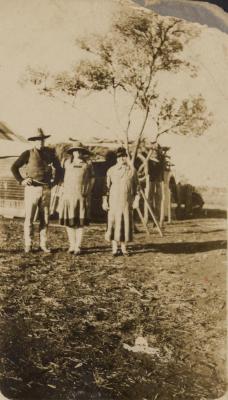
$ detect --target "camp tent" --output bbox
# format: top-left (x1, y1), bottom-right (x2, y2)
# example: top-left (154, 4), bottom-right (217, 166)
top-left (0, 136), bottom-right (30, 218)
top-left (0, 121), bottom-right (28, 143)
top-left (0, 131), bottom-right (177, 226)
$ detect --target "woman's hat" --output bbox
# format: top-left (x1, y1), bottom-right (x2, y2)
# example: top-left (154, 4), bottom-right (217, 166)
top-left (116, 147), bottom-right (128, 158)
top-left (28, 128), bottom-right (51, 141)
top-left (67, 140), bottom-right (91, 154)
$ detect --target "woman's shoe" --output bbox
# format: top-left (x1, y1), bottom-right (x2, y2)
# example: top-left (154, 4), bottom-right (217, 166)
top-left (120, 249), bottom-right (130, 257)
top-left (120, 244), bottom-right (130, 256)
top-left (39, 245), bottom-right (51, 253)
top-left (25, 246), bottom-right (32, 253)
top-left (74, 248), bottom-right (82, 256)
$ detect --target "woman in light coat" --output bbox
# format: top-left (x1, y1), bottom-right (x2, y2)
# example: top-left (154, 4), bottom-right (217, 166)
top-left (59, 142), bottom-right (94, 255)
top-left (102, 147), bottom-right (140, 256)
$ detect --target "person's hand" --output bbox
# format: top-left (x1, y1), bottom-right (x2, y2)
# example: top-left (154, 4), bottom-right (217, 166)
top-left (21, 177), bottom-right (33, 186)
top-left (132, 194), bottom-right (140, 209)
top-left (102, 197), bottom-right (109, 211)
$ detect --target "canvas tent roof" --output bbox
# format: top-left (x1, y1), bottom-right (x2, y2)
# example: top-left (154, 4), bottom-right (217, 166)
top-left (0, 121), bottom-right (30, 157)
top-left (0, 140), bottom-right (30, 158)
top-left (0, 121), bottom-right (28, 143)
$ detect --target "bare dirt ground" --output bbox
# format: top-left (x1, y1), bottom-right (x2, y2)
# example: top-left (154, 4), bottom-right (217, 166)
top-left (0, 214), bottom-right (226, 400)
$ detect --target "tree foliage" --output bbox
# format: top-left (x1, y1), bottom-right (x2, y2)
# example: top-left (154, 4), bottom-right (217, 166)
top-left (153, 95), bottom-right (212, 140)
top-left (24, 6), bottom-right (212, 160)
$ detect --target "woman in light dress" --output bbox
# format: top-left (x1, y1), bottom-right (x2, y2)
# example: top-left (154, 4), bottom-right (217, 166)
top-left (102, 147), bottom-right (140, 256)
top-left (59, 142), bottom-right (94, 255)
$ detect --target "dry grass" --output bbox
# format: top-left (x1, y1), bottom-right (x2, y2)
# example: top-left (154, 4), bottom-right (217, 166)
top-left (0, 216), bottom-right (226, 400)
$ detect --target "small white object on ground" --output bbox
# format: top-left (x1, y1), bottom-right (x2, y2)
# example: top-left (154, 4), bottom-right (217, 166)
top-left (123, 336), bottom-right (160, 356)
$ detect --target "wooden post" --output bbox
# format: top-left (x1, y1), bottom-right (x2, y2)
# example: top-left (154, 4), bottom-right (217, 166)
top-left (163, 171), bottom-right (172, 224)
top-left (144, 174), bottom-right (150, 224)
top-left (159, 181), bottom-right (165, 227)
top-left (135, 151), bottom-right (162, 238)
top-left (167, 186), bottom-right (171, 223)
top-left (136, 207), bottom-right (150, 236)
top-left (34, 206), bottom-right (39, 222)
top-left (140, 189), bottom-right (163, 237)
top-left (165, 171), bottom-right (177, 224)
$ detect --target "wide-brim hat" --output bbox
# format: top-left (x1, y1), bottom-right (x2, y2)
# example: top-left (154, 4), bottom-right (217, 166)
top-left (161, 146), bottom-right (170, 152)
top-left (28, 128), bottom-right (51, 141)
top-left (116, 147), bottom-right (128, 158)
top-left (67, 140), bottom-right (91, 154)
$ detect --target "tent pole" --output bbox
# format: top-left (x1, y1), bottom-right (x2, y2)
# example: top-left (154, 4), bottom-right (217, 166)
top-left (140, 189), bottom-right (163, 237)
top-left (136, 207), bottom-right (150, 236)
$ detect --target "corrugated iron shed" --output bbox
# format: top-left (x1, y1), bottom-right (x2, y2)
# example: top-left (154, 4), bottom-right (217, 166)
top-left (0, 126), bottom-right (30, 218)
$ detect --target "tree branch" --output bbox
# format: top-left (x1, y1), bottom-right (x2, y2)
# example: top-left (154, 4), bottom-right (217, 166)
top-left (132, 102), bottom-right (151, 164)
top-left (155, 121), bottom-right (183, 140)
top-left (125, 89), bottom-right (139, 139)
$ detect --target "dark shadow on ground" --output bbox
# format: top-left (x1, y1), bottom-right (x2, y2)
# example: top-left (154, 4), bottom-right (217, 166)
top-left (179, 229), bottom-right (225, 234)
top-left (45, 245), bottom-right (111, 254)
top-left (203, 208), bottom-right (227, 219)
top-left (82, 245), bottom-right (111, 254)
top-left (132, 240), bottom-right (227, 255)
top-left (0, 248), bottom-right (60, 255)
top-left (0, 240), bottom-right (226, 256)
top-left (0, 249), bottom-right (22, 255)
top-left (173, 208), bottom-right (226, 220)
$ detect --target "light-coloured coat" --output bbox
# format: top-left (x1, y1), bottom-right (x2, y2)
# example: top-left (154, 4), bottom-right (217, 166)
top-left (105, 163), bottom-right (138, 242)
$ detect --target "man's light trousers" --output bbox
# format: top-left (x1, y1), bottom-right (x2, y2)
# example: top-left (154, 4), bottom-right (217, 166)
top-left (24, 186), bottom-right (51, 248)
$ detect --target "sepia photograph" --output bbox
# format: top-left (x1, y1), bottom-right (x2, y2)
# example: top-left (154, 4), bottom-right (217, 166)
top-left (0, 0), bottom-right (227, 399)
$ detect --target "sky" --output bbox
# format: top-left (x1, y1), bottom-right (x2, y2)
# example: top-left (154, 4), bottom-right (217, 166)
top-left (193, 0), bottom-right (228, 12)
top-left (0, 0), bottom-right (227, 186)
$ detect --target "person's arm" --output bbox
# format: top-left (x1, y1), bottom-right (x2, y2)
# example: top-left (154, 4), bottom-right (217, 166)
top-left (51, 152), bottom-right (64, 185)
top-left (11, 150), bottom-right (30, 184)
top-left (102, 169), bottom-right (111, 211)
top-left (88, 163), bottom-right (95, 193)
top-left (132, 170), bottom-right (141, 209)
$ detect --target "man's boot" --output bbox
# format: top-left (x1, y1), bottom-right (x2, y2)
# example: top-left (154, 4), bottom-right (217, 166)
top-left (39, 228), bottom-right (51, 253)
top-left (66, 227), bottom-right (76, 254)
top-left (24, 222), bottom-right (33, 253)
top-left (112, 240), bottom-right (118, 257)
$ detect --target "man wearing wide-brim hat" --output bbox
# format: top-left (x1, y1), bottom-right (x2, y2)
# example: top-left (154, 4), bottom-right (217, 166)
top-left (58, 140), bottom-right (95, 255)
top-left (11, 128), bottom-right (62, 253)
